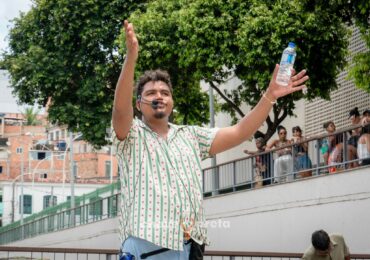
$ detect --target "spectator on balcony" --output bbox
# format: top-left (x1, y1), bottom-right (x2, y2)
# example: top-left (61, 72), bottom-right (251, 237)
top-left (266, 126), bottom-right (293, 183)
top-left (112, 20), bottom-right (308, 260)
top-left (347, 107), bottom-right (361, 148)
top-left (244, 137), bottom-right (272, 186)
top-left (323, 121), bottom-right (357, 173)
top-left (302, 229), bottom-right (350, 260)
top-left (323, 121), bottom-right (344, 172)
top-left (358, 122), bottom-right (370, 166)
top-left (362, 109), bottom-right (370, 125)
top-left (291, 126), bottom-right (312, 178)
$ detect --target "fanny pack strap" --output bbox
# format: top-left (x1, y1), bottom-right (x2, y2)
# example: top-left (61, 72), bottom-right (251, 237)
top-left (140, 248), bottom-right (170, 259)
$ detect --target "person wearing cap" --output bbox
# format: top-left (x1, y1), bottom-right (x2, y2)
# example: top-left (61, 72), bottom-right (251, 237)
top-left (302, 230), bottom-right (350, 260)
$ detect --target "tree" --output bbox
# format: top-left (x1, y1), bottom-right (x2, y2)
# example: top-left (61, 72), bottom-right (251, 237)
top-left (300, 0), bottom-right (370, 93)
top-left (22, 107), bottom-right (41, 126)
top-left (129, 0), bottom-right (350, 142)
top-left (3, 0), bottom-right (148, 147)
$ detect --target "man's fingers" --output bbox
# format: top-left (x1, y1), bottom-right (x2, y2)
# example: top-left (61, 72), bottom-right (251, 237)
top-left (292, 75), bottom-right (309, 87)
top-left (289, 85), bottom-right (306, 94)
top-left (291, 69), bottom-right (307, 81)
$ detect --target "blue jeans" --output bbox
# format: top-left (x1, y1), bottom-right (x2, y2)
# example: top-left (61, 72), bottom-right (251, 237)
top-left (120, 236), bottom-right (191, 260)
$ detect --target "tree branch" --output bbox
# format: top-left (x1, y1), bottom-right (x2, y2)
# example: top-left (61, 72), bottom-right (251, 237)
top-left (209, 81), bottom-right (245, 118)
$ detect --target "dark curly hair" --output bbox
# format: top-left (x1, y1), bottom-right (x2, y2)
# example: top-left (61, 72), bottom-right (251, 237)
top-left (135, 69), bottom-right (173, 99)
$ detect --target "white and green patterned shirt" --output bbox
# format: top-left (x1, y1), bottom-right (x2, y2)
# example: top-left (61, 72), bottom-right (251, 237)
top-left (115, 118), bottom-right (218, 251)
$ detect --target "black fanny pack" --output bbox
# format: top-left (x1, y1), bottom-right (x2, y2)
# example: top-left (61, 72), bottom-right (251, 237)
top-left (140, 239), bottom-right (205, 260)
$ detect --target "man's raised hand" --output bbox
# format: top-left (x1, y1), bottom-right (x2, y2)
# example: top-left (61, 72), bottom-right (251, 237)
top-left (124, 20), bottom-right (139, 61)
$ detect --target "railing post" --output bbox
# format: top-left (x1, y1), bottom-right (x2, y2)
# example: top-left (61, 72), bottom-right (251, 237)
top-left (343, 132), bottom-right (348, 169)
top-left (292, 144), bottom-right (296, 180)
top-left (212, 165), bottom-right (219, 196)
top-left (316, 139), bottom-right (321, 176)
top-left (233, 161), bottom-right (236, 192)
top-left (270, 151), bottom-right (274, 183)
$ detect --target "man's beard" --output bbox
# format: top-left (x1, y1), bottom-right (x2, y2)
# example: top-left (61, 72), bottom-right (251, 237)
top-left (154, 111), bottom-right (166, 119)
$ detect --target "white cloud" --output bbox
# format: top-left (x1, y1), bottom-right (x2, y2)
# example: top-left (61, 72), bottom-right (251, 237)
top-left (0, 0), bottom-right (32, 52)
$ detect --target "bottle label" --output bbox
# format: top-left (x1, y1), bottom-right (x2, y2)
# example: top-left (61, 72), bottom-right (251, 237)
top-left (287, 54), bottom-right (294, 64)
top-left (281, 53), bottom-right (295, 65)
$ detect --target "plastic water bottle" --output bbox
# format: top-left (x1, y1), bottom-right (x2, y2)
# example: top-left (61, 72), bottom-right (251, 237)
top-left (276, 42), bottom-right (296, 86)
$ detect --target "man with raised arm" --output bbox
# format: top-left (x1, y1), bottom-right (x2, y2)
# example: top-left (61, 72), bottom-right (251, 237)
top-left (112, 20), bottom-right (309, 260)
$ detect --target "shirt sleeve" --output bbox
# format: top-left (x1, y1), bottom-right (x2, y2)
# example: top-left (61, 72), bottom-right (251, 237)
top-left (112, 118), bottom-right (139, 155)
top-left (189, 125), bottom-right (219, 160)
top-left (342, 236), bottom-right (350, 256)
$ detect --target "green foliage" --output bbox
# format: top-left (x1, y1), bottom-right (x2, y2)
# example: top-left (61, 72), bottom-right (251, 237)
top-left (22, 107), bottom-right (41, 126)
top-left (3, 0), bottom-right (368, 145)
top-left (301, 0), bottom-right (370, 94)
top-left (348, 32), bottom-right (370, 92)
top-left (127, 0), bottom-right (211, 125)
top-left (3, 0), bottom-right (147, 147)
top-left (129, 0), bottom-right (351, 141)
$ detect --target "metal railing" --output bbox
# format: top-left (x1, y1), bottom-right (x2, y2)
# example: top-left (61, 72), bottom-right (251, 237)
top-left (0, 246), bottom-right (118, 260)
top-left (203, 251), bottom-right (370, 260)
top-left (203, 123), bottom-right (370, 196)
top-left (0, 193), bottom-right (119, 245)
top-left (0, 247), bottom-right (369, 260)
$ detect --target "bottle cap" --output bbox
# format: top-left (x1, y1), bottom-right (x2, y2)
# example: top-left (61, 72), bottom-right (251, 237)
top-left (288, 42), bottom-right (296, 48)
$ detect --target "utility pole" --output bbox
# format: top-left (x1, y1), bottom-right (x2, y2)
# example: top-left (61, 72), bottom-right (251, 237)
top-left (69, 131), bottom-right (75, 225)
top-left (209, 86), bottom-right (219, 195)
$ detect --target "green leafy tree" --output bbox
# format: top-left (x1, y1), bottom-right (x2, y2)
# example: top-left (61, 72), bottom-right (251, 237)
top-left (3, 0), bottom-right (147, 147)
top-left (300, 0), bottom-right (370, 93)
top-left (126, 0), bottom-right (211, 125)
top-left (129, 0), bottom-right (350, 142)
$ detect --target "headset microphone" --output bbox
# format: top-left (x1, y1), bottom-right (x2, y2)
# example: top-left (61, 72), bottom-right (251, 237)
top-left (151, 100), bottom-right (159, 109)
top-left (138, 95), bottom-right (160, 109)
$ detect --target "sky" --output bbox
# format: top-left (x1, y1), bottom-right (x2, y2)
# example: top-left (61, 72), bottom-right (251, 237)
top-left (0, 0), bottom-right (33, 53)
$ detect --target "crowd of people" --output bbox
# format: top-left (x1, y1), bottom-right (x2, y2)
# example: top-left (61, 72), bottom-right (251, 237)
top-left (245, 107), bottom-right (370, 186)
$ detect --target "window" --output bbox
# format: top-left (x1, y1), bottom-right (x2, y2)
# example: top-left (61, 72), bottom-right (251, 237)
top-left (40, 173), bottom-right (47, 179)
top-left (55, 131), bottom-right (59, 141)
top-left (19, 195), bottom-right (32, 214)
top-left (37, 152), bottom-right (46, 160)
top-left (105, 161), bottom-right (111, 178)
top-left (43, 195), bottom-right (57, 209)
top-left (16, 147), bottom-right (23, 154)
top-left (50, 132), bottom-right (54, 141)
top-left (0, 166), bottom-right (3, 174)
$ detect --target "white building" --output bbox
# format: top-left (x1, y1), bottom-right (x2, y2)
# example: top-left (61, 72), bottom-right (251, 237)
top-left (1, 180), bottom-right (108, 226)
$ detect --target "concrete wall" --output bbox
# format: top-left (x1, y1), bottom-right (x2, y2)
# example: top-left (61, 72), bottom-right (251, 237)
top-left (204, 166), bottom-right (370, 254)
top-left (5, 166), bottom-right (370, 254)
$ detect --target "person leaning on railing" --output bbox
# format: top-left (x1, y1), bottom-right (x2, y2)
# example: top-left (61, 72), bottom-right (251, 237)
top-left (357, 118), bottom-right (370, 166)
top-left (291, 126), bottom-right (312, 178)
top-left (244, 137), bottom-right (272, 187)
top-left (266, 126), bottom-right (293, 183)
top-left (322, 121), bottom-right (357, 173)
